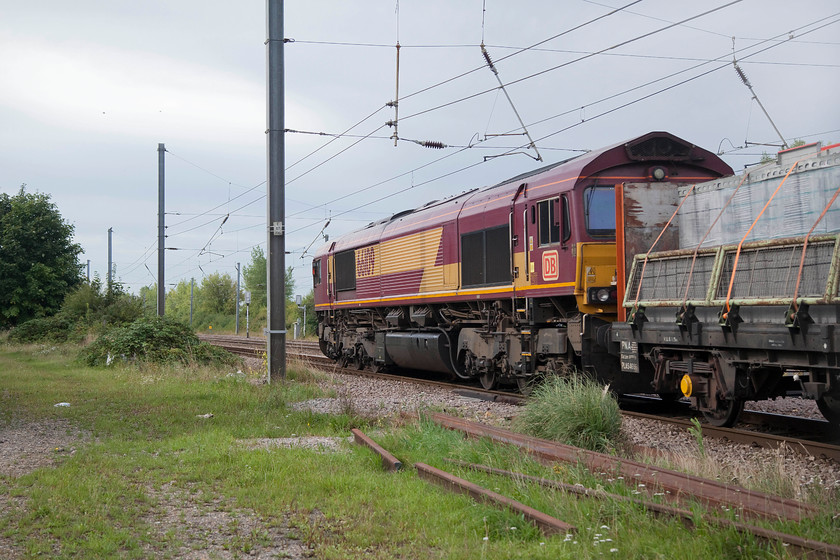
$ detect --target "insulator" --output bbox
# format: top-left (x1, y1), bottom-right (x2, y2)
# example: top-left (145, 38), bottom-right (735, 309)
top-left (734, 63), bottom-right (751, 88)
top-left (482, 48), bottom-right (494, 68)
top-left (421, 141), bottom-right (446, 149)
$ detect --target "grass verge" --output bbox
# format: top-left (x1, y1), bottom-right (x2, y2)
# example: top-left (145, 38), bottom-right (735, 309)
top-left (0, 343), bottom-right (837, 559)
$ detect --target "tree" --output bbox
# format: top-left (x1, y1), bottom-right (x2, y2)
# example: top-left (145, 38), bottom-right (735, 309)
top-left (138, 284), bottom-right (158, 316)
top-left (242, 246), bottom-right (297, 330)
top-left (165, 279), bottom-right (194, 323)
top-left (198, 272), bottom-right (237, 315)
top-left (0, 186), bottom-right (82, 328)
top-left (242, 246), bottom-right (267, 308)
top-left (242, 246), bottom-right (295, 306)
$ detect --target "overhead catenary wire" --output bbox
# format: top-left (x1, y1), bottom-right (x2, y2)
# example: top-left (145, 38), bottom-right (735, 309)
top-left (277, 1), bottom-right (744, 223)
top-left (732, 60), bottom-right (788, 149)
top-left (163, 7), bottom-right (839, 277)
top-left (165, 149), bottom-right (254, 191)
top-left (138, 6), bottom-right (832, 294)
top-left (286, 12), bottom-right (839, 237)
top-left (398, 0), bottom-right (745, 124)
top-left (284, 13), bottom-right (829, 226)
top-left (279, 0), bottom-right (741, 219)
top-left (399, 0), bottom-right (644, 104)
top-left (479, 43), bottom-right (542, 161)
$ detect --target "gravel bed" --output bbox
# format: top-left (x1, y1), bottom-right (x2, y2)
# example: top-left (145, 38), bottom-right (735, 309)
top-left (141, 482), bottom-right (311, 559)
top-left (289, 371), bottom-right (520, 426)
top-left (745, 395), bottom-right (824, 419)
top-left (280, 363), bottom-right (840, 503)
top-left (0, 417), bottom-right (88, 478)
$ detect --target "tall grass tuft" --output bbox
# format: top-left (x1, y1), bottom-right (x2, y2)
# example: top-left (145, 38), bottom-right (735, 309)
top-left (514, 374), bottom-right (622, 452)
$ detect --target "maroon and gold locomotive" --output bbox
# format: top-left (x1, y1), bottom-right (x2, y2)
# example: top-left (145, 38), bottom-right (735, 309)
top-left (312, 131), bottom-right (731, 393)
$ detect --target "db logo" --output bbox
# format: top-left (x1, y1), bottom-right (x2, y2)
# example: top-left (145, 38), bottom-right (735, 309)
top-left (542, 250), bottom-right (559, 281)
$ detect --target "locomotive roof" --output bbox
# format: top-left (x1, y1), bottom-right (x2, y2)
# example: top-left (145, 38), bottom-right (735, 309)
top-left (314, 131), bottom-right (730, 255)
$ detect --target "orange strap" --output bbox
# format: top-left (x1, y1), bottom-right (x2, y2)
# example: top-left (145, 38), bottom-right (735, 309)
top-left (791, 182), bottom-right (840, 309)
top-left (680, 172), bottom-right (751, 308)
top-left (724, 160), bottom-right (801, 313)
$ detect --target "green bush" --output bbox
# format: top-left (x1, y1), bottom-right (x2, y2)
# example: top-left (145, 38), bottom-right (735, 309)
top-left (8, 315), bottom-right (81, 343)
top-left (79, 316), bottom-right (241, 368)
top-left (62, 279), bottom-right (143, 330)
top-left (513, 374), bottom-right (622, 452)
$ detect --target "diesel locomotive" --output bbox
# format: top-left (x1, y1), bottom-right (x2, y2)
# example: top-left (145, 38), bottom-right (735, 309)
top-left (312, 131), bottom-right (840, 427)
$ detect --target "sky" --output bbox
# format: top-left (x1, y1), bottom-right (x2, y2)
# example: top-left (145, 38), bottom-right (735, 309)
top-left (1, 0), bottom-right (838, 302)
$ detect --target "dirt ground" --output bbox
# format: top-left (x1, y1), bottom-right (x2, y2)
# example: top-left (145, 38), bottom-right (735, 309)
top-left (0, 417), bottom-right (337, 559)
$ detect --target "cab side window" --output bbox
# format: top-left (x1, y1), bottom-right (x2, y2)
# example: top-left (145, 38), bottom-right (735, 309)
top-left (312, 259), bottom-right (321, 285)
top-left (538, 198), bottom-right (560, 246)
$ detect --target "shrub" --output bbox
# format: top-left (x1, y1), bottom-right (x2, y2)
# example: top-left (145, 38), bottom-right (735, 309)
top-left (513, 374), bottom-right (622, 452)
top-left (79, 316), bottom-right (241, 368)
top-left (8, 315), bottom-right (81, 343)
top-left (62, 279), bottom-right (144, 331)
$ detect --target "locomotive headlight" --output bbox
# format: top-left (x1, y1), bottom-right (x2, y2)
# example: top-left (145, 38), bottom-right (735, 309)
top-left (651, 166), bottom-right (667, 181)
top-left (588, 287), bottom-right (615, 304)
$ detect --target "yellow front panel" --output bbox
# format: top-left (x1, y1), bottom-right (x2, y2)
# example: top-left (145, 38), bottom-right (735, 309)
top-left (575, 242), bottom-right (617, 316)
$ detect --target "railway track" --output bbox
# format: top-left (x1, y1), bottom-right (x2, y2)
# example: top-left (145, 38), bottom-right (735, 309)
top-left (200, 334), bottom-right (840, 461)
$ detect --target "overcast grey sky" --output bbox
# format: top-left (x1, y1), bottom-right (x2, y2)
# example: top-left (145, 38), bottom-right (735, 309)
top-left (1, 1), bottom-right (838, 299)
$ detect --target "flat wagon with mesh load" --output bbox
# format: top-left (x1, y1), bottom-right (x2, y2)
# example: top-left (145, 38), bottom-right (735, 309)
top-left (611, 141), bottom-right (840, 426)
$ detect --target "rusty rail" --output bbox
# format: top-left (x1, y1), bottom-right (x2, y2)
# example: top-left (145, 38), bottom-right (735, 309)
top-left (449, 460), bottom-right (840, 559)
top-left (351, 429), bottom-right (403, 471)
top-left (429, 412), bottom-right (816, 521)
top-left (415, 462), bottom-right (575, 536)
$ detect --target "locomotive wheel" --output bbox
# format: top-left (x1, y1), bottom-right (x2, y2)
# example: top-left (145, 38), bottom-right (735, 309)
top-left (701, 397), bottom-right (744, 427)
top-left (458, 350), bottom-right (478, 380)
top-left (816, 393), bottom-right (840, 427)
top-left (479, 370), bottom-right (497, 390)
top-left (353, 347), bottom-right (367, 370)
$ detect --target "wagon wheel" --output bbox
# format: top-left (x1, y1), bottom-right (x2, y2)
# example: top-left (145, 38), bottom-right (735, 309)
top-left (816, 393), bottom-right (840, 428)
top-left (701, 396), bottom-right (744, 427)
top-left (479, 369), bottom-right (497, 391)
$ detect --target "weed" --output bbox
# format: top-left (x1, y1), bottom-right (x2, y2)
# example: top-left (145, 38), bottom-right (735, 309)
top-left (513, 374), bottom-right (622, 452)
top-left (688, 417), bottom-right (705, 457)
